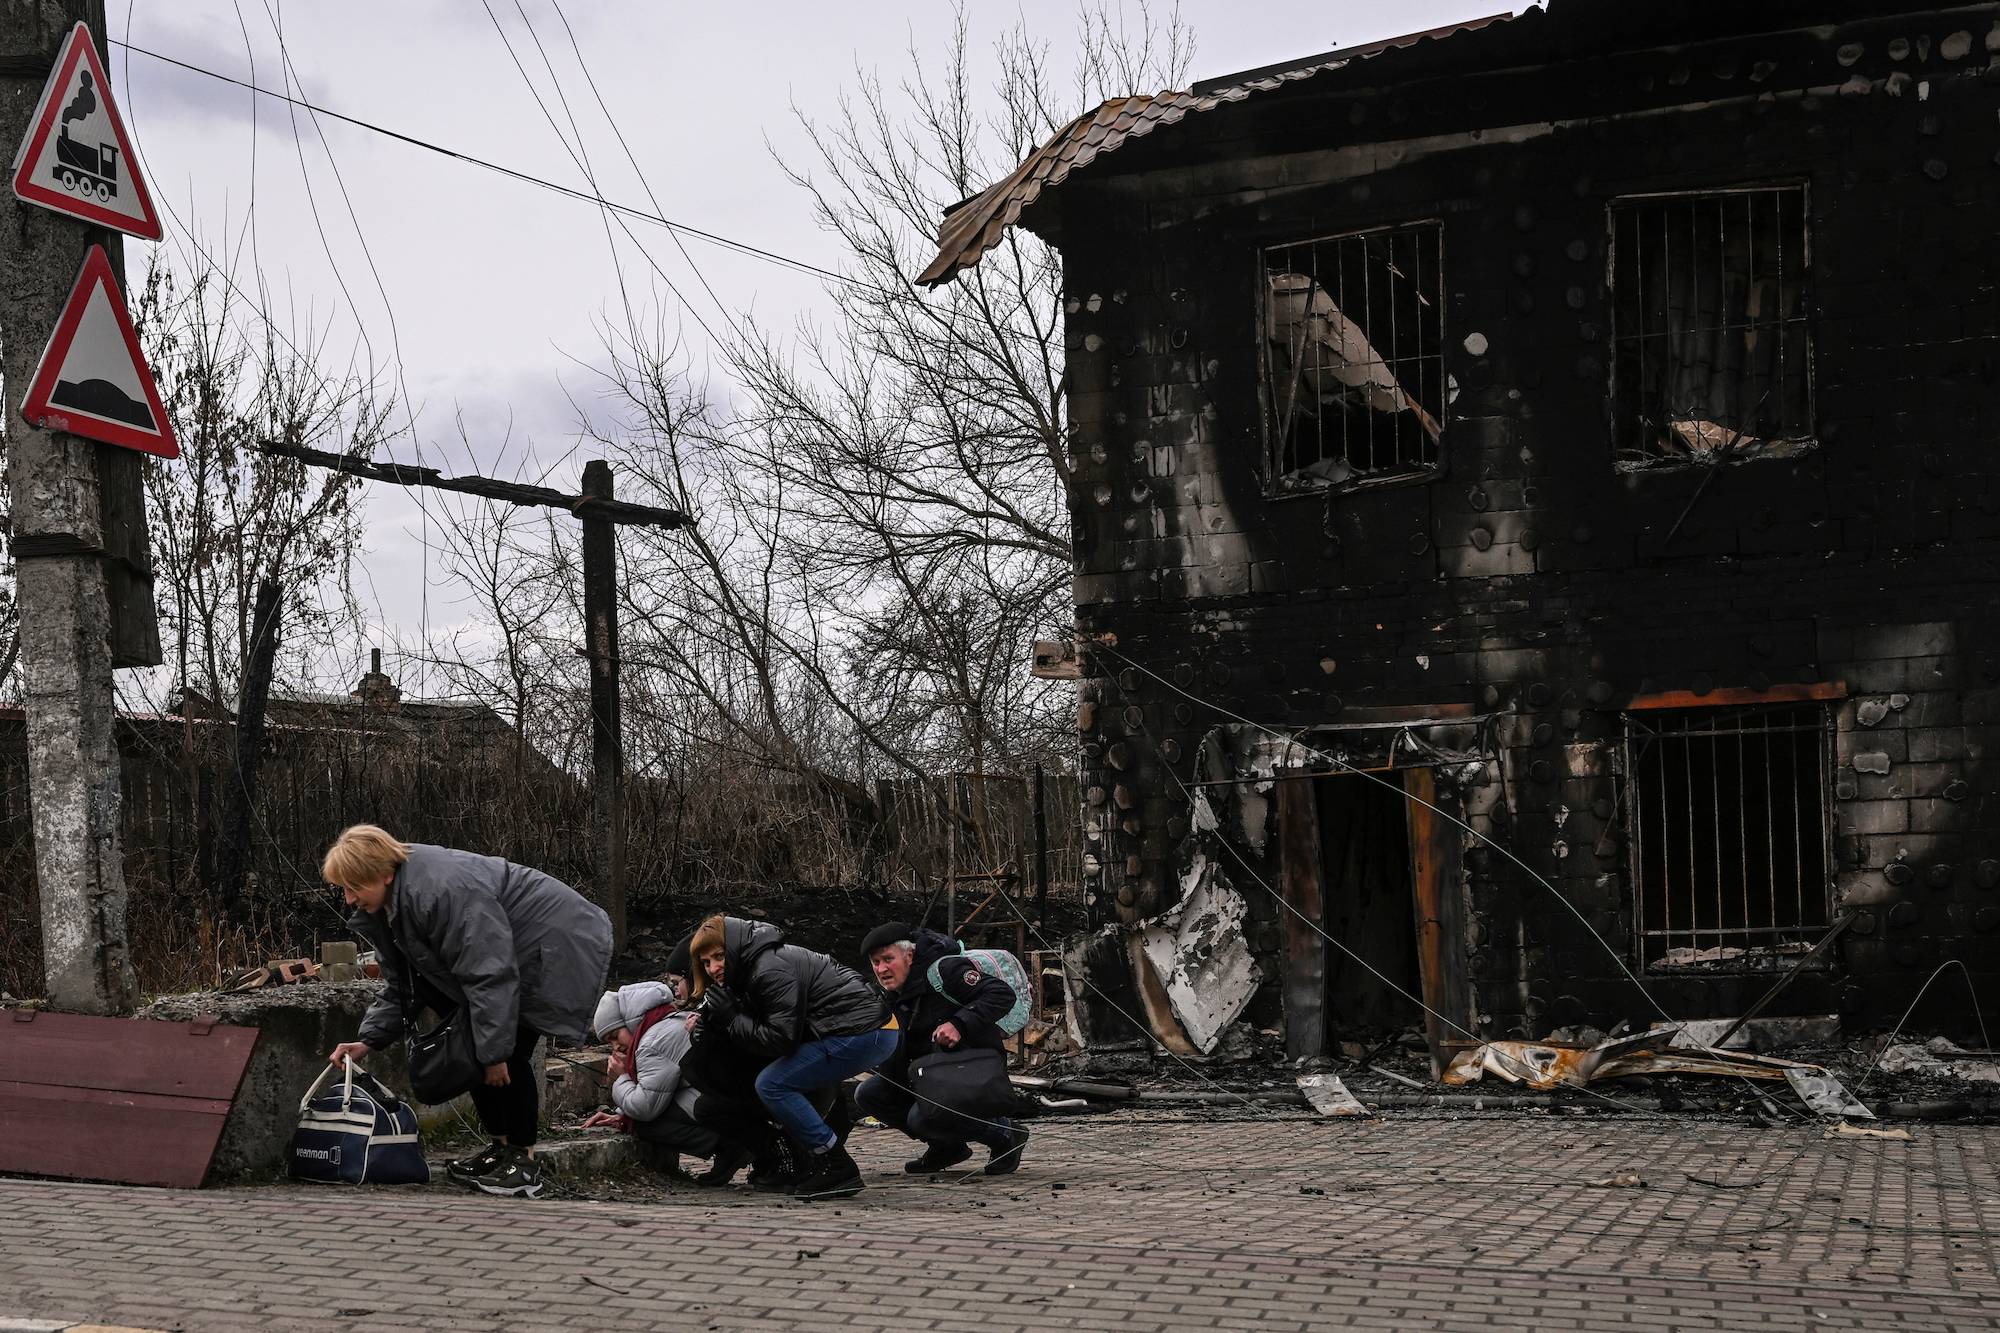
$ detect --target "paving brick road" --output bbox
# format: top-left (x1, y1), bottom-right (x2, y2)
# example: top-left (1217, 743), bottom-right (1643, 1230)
top-left (3, 1110), bottom-right (1998, 1330)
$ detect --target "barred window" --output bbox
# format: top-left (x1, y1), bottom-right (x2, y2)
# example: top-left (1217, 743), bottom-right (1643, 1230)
top-left (1624, 704), bottom-right (1832, 969)
top-left (1262, 222), bottom-right (1444, 493)
top-left (1609, 186), bottom-right (1814, 469)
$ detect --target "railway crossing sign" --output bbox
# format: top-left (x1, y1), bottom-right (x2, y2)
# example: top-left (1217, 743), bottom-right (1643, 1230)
top-left (10, 21), bottom-right (162, 239)
top-left (20, 245), bottom-right (178, 458)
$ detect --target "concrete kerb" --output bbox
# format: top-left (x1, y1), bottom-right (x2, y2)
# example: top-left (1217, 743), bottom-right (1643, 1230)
top-left (137, 982), bottom-right (606, 1180)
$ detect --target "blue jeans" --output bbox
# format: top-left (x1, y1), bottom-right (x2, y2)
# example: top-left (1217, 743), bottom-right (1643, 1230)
top-left (754, 1026), bottom-right (900, 1154)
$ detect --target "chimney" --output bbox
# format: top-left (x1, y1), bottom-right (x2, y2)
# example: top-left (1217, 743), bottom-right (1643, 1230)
top-left (353, 647), bottom-right (403, 711)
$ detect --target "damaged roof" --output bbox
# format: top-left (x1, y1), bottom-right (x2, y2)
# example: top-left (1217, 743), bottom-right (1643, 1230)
top-left (915, 0), bottom-right (1960, 287)
top-left (915, 12), bottom-right (1519, 287)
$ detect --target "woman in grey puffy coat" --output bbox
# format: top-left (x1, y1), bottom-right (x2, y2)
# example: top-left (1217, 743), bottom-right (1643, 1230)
top-left (322, 824), bottom-right (612, 1199)
top-left (588, 977), bottom-right (751, 1186)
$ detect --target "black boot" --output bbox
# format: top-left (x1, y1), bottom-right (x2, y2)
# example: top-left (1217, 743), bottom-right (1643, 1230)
top-left (984, 1124), bottom-right (1030, 1176)
top-left (746, 1137), bottom-right (796, 1193)
top-left (792, 1143), bottom-right (864, 1201)
top-left (904, 1141), bottom-right (973, 1174)
top-left (696, 1144), bottom-right (753, 1188)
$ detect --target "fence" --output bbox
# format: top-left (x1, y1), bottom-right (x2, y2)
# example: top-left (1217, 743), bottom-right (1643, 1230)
top-left (0, 709), bottom-right (1079, 996)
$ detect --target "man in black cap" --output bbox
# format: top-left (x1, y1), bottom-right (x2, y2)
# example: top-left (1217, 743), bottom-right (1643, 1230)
top-left (855, 922), bottom-right (1029, 1175)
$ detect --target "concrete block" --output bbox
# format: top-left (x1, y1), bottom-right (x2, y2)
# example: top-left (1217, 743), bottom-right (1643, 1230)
top-left (141, 983), bottom-right (416, 1180)
top-left (1852, 620), bottom-right (1957, 659)
top-left (1838, 799), bottom-right (1908, 835)
top-left (319, 941), bottom-right (359, 967)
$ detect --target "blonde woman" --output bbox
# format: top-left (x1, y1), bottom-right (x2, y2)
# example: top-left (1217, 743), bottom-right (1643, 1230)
top-left (322, 825), bottom-right (612, 1198)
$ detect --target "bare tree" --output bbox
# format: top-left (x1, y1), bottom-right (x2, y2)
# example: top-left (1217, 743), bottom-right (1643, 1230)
top-left (722, 2), bottom-right (1193, 775)
top-left (134, 255), bottom-right (386, 713)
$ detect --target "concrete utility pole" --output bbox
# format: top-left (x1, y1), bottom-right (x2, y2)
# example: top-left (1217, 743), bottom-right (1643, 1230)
top-left (0, 0), bottom-right (140, 1013)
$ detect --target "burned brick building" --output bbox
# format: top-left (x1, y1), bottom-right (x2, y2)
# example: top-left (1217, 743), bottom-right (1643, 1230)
top-left (922, 2), bottom-right (2000, 1062)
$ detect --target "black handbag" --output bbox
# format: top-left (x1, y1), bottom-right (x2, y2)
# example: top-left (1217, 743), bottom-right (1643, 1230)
top-left (909, 1047), bottom-right (1013, 1123)
top-left (400, 964), bottom-right (482, 1104)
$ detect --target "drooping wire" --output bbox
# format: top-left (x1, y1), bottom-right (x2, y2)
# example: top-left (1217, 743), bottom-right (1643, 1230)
top-left (261, 0), bottom-right (437, 695)
top-left (105, 36), bottom-right (905, 300)
top-left (1088, 640), bottom-right (1822, 1126)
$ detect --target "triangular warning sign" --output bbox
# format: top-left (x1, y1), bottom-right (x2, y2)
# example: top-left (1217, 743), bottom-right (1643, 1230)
top-left (10, 22), bottom-right (162, 239)
top-left (20, 245), bottom-right (178, 459)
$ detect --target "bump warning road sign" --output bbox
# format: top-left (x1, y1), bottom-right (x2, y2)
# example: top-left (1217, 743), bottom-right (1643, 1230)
top-left (19, 245), bottom-right (178, 458)
top-left (10, 22), bottom-right (162, 239)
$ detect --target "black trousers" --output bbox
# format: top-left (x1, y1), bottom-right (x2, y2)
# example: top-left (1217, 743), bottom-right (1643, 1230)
top-left (467, 1025), bottom-right (542, 1147)
top-left (632, 1100), bottom-right (722, 1159)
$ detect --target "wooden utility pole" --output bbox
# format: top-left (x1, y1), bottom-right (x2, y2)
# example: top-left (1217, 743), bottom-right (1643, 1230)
top-left (0, 0), bottom-right (154, 1014)
top-left (580, 460), bottom-right (625, 951)
top-left (255, 440), bottom-right (683, 951)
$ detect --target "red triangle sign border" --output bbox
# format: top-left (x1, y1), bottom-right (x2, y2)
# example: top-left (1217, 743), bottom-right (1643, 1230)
top-left (9, 21), bottom-right (163, 240)
top-left (19, 245), bottom-right (179, 460)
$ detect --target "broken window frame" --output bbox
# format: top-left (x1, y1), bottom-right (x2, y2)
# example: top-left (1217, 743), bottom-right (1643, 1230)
top-left (1619, 701), bottom-right (1836, 972)
top-left (1606, 182), bottom-right (1816, 473)
top-left (1258, 219), bottom-right (1447, 497)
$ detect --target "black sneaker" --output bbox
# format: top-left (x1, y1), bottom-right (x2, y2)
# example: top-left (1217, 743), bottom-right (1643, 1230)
top-left (984, 1124), bottom-right (1030, 1176)
top-left (791, 1144), bottom-right (864, 1201)
top-left (445, 1141), bottom-right (505, 1182)
top-left (904, 1142), bottom-right (973, 1175)
top-left (467, 1146), bottom-right (544, 1198)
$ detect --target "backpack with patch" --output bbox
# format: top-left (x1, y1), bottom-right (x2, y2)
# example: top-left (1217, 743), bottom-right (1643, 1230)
top-left (924, 947), bottom-right (1033, 1035)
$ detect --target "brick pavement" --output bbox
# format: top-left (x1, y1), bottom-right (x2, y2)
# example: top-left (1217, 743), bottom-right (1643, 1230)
top-left (2, 1111), bottom-right (1997, 1330)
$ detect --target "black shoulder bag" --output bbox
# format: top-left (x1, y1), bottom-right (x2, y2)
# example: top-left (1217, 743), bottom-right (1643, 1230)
top-left (909, 1046), bottom-right (1013, 1123)
top-left (400, 954), bottom-right (482, 1105)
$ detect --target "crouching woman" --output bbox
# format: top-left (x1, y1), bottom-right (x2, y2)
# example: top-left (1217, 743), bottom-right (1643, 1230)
top-left (690, 914), bottom-right (897, 1199)
top-left (322, 824), bottom-right (612, 1199)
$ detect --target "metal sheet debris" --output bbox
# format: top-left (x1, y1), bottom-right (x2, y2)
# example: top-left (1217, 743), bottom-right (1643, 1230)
top-left (1782, 1068), bottom-right (1874, 1120)
top-left (1297, 1072), bottom-right (1368, 1117)
top-left (1874, 1038), bottom-right (2000, 1084)
top-left (1444, 1027), bottom-right (1827, 1093)
top-left (1137, 856), bottom-right (1261, 1054)
top-left (1671, 1015), bottom-right (1841, 1053)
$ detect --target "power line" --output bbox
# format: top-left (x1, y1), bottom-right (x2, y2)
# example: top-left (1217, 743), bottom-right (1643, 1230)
top-left (107, 36), bottom-right (907, 302)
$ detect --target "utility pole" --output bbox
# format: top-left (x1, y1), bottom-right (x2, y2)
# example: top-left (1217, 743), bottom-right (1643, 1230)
top-left (0, 0), bottom-right (147, 1013)
top-left (253, 440), bottom-right (681, 952)
top-left (580, 459), bottom-right (626, 952)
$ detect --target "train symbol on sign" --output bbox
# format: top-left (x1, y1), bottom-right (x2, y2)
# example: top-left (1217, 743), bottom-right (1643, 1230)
top-left (9, 27), bottom-right (159, 239)
top-left (52, 71), bottom-right (116, 203)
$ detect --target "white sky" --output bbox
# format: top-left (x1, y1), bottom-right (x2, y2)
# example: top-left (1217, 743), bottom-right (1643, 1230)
top-left (104, 0), bottom-right (1519, 685)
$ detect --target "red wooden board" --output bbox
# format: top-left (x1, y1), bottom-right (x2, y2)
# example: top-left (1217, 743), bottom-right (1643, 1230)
top-left (0, 1010), bottom-right (258, 1188)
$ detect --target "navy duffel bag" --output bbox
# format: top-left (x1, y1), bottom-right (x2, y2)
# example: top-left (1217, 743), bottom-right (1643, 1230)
top-left (290, 1057), bottom-right (430, 1185)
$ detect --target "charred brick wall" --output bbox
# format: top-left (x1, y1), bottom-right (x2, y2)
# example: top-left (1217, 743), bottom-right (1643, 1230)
top-left (1057, 9), bottom-right (2000, 1038)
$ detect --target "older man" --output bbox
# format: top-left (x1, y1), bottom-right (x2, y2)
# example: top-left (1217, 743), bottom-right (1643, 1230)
top-left (854, 922), bottom-right (1029, 1175)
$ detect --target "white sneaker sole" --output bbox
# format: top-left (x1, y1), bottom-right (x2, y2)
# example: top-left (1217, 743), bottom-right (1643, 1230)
top-left (471, 1178), bottom-right (543, 1198)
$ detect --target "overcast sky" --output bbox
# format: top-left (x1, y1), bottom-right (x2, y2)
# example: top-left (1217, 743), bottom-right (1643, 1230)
top-left (106, 0), bottom-right (1521, 687)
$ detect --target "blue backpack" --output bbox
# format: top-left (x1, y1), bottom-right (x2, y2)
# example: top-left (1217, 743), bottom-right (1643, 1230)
top-left (924, 946), bottom-right (1034, 1035)
top-left (290, 1058), bottom-right (429, 1185)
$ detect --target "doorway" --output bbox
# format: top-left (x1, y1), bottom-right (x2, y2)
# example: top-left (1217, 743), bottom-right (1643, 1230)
top-left (1317, 774), bottom-right (1422, 1038)
top-left (1276, 765), bottom-right (1471, 1073)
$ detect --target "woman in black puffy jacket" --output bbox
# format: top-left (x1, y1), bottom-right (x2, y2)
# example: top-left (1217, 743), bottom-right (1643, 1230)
top-left (689, 914), bottom-right (895, 1200)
